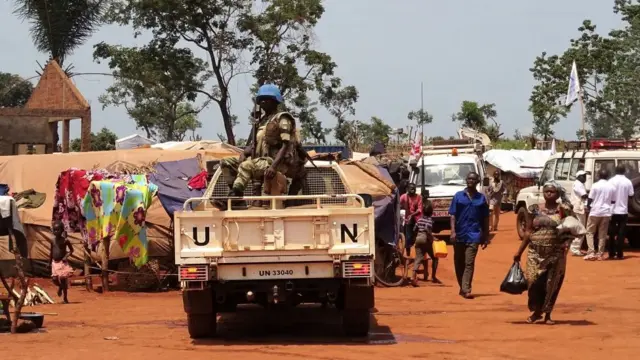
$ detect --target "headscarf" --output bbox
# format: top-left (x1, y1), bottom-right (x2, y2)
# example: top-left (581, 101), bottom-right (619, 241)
top-left (543, 180), bottom-right (570, 205)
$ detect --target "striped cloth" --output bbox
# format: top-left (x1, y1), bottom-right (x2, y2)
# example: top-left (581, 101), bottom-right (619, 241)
top-left (414, 216), bottom-right (433, 234)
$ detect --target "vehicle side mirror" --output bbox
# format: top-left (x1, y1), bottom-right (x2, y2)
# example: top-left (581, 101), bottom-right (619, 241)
top-left (482, 177), bottom-right (490, 187)
top-left (357, 193), bottom-right (373, 208)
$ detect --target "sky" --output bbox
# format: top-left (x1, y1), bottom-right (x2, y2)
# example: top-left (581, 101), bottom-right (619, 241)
top-left (0, 0), bottom-right (624, 143)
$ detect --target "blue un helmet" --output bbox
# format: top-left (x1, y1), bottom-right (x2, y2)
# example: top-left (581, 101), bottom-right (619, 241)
top-left (256, 84), bottom-right (283, 103)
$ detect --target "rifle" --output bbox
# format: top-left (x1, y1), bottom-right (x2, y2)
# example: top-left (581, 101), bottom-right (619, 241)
top-left (251, 97), bottom-right (260, 159)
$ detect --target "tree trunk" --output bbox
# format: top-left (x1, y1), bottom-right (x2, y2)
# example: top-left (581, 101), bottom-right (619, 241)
top-left (218, 97), bottom-right (236, 145)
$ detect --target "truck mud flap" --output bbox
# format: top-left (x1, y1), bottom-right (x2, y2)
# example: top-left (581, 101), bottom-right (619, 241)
top-left (343, 284), bottom-right (374, 310)
top-left (183, 288), bottom-right (213, 315)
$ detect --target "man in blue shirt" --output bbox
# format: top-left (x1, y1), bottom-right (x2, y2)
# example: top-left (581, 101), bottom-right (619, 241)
top-left (448, 172), bottom-right (490, 299)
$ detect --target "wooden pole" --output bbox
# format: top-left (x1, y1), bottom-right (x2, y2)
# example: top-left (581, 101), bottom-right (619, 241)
top-left (101, 238), bottom-right (110, 292)
top-left (83, 244), bottom-right (92, 292)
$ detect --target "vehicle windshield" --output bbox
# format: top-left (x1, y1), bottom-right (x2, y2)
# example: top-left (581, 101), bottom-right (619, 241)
top-left (413, 163), bottom-right (477, 187)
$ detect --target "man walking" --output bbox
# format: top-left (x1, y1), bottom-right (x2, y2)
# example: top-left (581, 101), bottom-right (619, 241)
top-left (584, 169), bottom-right (615, 261)
top-left (608, 164), bottom-right (634, 260)
top-left (487, 170), bottom-right (505, 232)
top-left (400, 183), bottom-right (422, 256)
top-left (569, 170), bottom-right (588, 256)
top-left (449, 172), bottom-right (490, 299)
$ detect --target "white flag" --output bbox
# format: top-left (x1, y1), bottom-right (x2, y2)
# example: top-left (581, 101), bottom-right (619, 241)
top-left (565, 61), bottom-right (581, 106)
top-left (550, 138), bottom-right (556, 155)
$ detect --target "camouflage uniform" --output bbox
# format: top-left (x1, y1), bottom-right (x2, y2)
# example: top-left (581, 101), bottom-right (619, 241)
top-left (232, 112), bottom-right (298, 193)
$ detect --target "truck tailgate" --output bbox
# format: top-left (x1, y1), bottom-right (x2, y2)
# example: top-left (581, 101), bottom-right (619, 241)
top-left (174, 204), bottom-right (375, 261)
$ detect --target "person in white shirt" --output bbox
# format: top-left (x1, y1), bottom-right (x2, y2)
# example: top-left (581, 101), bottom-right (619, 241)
top-left (607, 164), bottom-right (634, 260)
top-left (584, 168), bottom-right (616, 261)
top-left (569, 171), bottom-right (588, 256)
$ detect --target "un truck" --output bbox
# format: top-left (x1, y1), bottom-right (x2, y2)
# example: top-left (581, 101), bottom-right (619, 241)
top-left (174, 161), bottom-right (376, 338)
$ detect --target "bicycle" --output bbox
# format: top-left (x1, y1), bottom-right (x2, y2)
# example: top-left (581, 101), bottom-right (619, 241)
top-left (374, 232), bottom-right (409, 287)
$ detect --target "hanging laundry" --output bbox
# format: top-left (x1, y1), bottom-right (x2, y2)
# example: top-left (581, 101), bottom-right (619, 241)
top-left (187, 170), bottom-right (208, 190)
top-left (82, 175), bottom-right (158, 267)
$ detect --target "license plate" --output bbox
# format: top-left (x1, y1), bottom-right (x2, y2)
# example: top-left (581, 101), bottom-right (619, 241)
top-left (217, 263), bottom-right (334, 280)
top-left (434, 211), bottom-right (449, 217)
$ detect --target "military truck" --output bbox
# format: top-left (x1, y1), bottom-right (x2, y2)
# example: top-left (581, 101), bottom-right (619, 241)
top-left (174, 161), bottom-right (376, 338)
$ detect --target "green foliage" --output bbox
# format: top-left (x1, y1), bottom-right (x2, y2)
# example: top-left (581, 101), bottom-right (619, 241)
top-left (493, 139), bottom-right (529, 150)
top-left (101, 0), bottom-right (354, 145)
top-left (13, 0), bottom-right (104, 67)
top-left (320, 85), bottom-right (359, 145)
top-left (70, 127), bottom-right (117, 152)
top-left (0, 73), bottom-right (33, 107)
top-left (359, 116), bottom-right (392, 146)
top-left (530, 2), bottom-right (640, 139)
top-left (93, 41), bottom-right (208, 142)
top-left (452, 101), bottom-right (502, 141)
top-left (407, 109), bottom-right (433, 127)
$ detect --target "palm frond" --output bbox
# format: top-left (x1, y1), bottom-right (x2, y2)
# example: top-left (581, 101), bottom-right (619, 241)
top-left (13, 0), bottom-right (105, 65)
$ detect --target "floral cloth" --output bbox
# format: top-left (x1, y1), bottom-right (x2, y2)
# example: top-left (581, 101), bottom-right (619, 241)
top-left (82, 175), bottom-right (158, 267)
top-left (52, 169), bottom-right (117, 236)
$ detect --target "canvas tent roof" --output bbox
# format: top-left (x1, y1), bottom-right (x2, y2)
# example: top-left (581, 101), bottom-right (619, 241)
top-left (116, 134), bottom-right (155, 149)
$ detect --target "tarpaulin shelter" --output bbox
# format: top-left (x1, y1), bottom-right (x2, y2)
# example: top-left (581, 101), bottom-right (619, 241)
top-left (115, 134), bottom-right (155, 149)
top-left (149, 158), bottom-right (205, 218)
top-left (0, 148), bottom-right (239, 276)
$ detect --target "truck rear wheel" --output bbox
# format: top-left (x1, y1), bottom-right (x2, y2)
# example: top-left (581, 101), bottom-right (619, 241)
top-left (187, 313), bottom-right (217, 339)
top-left (516, 206), bottom-right (528, 240)
top-left (342, 309), bottom-right (370, 337)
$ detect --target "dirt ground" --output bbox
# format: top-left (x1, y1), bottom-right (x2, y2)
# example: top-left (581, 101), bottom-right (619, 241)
top-left (4, 212), bottom-right (640, 360)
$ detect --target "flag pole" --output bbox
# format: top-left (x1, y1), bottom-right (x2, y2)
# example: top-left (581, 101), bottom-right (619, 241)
top-left (578, 90), bottom-right (586, 141)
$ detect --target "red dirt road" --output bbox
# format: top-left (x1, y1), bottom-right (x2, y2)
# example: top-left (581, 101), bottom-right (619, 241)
top-left (4, 212), bottom-right (640, 360)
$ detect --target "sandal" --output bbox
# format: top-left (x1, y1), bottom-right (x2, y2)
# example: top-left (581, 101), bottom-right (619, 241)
top-left (544, 314), bottom-right (555, 325)
top-left (527, 312), bottom-right (543, 324)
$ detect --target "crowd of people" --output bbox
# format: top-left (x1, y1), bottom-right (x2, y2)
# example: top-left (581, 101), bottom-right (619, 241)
top-left (400, 165), bottom-right (635, 325)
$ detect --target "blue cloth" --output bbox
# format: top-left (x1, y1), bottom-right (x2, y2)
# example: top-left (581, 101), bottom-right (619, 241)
top-left (0, 184), bottom-right (9, 196)
top-left (448, 190), bottom-right (489, 244)
top-left (372, 167), bottom-right (400, 246)
top-left (149, 158), bottom-right (205, 217)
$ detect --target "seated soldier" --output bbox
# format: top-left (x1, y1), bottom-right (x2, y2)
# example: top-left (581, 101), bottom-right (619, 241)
top-left (229, 84), bottom-right (299, 197)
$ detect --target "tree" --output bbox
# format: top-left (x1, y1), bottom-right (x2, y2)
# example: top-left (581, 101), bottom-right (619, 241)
top-left (407, 108), bottom-right (433, 130)
top-left (320, 85), bottom-right (358, 145)
top-left (452, 101), bottom-right (502, 141)
top-left (13, 0), bottom-right (105, 69)
top-left (70, 127), bottom-right (117, 151)
top-left (0, 73), bottom-right (33, 107)
top-left (359, 116), bottom-right (392, 146)
top-left (528, 5), bottom-right (640, 140)
top-left (245, 0), bottom-right (354, 144)
top-left (93, 41), bottom-right (209, 142)
top-left (103, 0), bottom-right (353, 145)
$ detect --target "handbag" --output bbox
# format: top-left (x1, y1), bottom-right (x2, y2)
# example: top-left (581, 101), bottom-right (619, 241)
top-left (500, 261), bottom-right (528, 295)
top-left (432, 240), bottom-right (448, 258)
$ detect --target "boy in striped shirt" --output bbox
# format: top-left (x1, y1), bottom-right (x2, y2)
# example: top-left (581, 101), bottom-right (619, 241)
top-left (412, 201), bottom-right (442, 286)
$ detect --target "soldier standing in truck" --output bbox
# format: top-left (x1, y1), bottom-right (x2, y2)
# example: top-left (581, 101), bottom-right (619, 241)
top-left (228, 84), bottom-right (299, 197)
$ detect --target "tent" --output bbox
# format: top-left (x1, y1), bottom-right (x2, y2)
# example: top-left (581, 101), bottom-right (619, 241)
top-left (0, 148), bottom-right (230, 276)
top-left (115, 134), bottom-right (155, 149)
top-left (483, 149), bottom-right (552, 179)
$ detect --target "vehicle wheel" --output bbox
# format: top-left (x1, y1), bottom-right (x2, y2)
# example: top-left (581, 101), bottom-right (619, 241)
top-left (342, 309), bottom-right (370, 337)
top-left (516, 206), bottom-right (529, 240)
top-left (187, 313), bottom-right (217, 339)
top-left (627, 227), bottom-right (640, 249)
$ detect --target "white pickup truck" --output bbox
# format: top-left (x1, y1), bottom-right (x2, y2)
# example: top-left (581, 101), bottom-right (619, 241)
top-left (174, 161), bottom-right (376, 338)
top-left (410, 140), bottom-right (489, 233)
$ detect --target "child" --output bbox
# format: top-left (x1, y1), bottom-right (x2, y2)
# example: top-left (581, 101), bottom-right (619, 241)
top-left (50, 222), bottom-right (74, 303)
top-left (412, 200), bottom-right (441, 286)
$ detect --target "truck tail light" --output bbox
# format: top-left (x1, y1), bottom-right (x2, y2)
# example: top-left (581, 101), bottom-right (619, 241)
top-left (179, 265), bottom-right (209, 281)
top-left (342, 261), bottom-right (372, 278)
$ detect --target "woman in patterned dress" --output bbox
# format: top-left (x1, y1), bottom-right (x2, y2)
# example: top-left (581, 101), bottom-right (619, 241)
top-left (513, 181), bottom-right (574, 324)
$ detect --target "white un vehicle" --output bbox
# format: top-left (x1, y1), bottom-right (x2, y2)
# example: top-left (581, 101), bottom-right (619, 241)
top-left (410, 139), bottom-right (489, 234)
top-left (515, 139), bottom-right (640, 246)
top-left (174, 161), bottom-right (375, 338)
